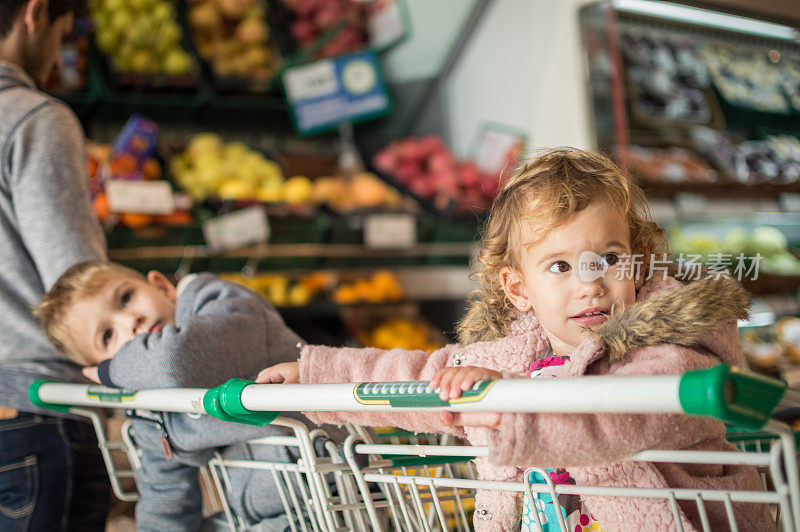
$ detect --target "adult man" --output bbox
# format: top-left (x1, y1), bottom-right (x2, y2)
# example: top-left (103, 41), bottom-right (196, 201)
top-left (0, 0), bottom-right (109, 528)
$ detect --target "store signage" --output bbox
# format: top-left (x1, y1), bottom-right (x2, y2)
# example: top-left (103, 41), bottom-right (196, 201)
top-left (106, 180), bottom-right (174, 215)
top-left (364, 213), bottom-right (416, 249)
top-left (282, 50), bottom-right (391, 135)
top-left (202, 206), bottom-right (270, 253)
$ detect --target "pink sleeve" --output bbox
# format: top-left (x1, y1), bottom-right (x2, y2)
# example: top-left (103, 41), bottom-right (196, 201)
top-left (484, 343), bottom-right (726, 467)
top-left (298, 344), bottom-right (466, 437)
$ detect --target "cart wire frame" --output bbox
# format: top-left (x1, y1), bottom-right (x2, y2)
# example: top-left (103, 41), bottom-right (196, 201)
top-left (28, 365), bottom-right (800, 531)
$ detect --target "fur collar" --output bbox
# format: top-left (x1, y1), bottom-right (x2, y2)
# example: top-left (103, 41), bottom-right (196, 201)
top-left (589, 276), bottom-right (750, 362)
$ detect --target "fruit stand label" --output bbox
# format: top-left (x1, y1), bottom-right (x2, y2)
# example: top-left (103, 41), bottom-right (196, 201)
top-left (106, 180), bottom-right (175, 215)
top-left (282, 50), bottom-right (391, 135)
top-left (203, 206), bottom-right (271, 252)
top-left (364, 213), bottom-right (416, 249)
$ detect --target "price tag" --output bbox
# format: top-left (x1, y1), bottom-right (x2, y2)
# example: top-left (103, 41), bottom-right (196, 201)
top-left (470, 123), bottom-right (527, 175)
top-left (368, 0), bottom-right (406, 49)
top-left (364, 214), bottom-right (416, 249)
top-left (283, 60), bottom-right (338, 102)
top-left (106, 180), bottom-right (174, 215)
top-left (779, 193), bottom-right (800, 213)
top-left (674, 193), bottom-right (709, 218)
top-left (202, 206), bottom-right (270, 252)
top-left (282, 50), bottom-right (391, 135)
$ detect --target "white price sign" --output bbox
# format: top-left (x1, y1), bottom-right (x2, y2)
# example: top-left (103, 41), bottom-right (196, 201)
top-left (364, 214), bottom-right (416, 249)
top-left (283, 60), bottom-right (338, 102)
top-left (106, 180), bottom-right (175, 215)
top-left (203, 206), bottom-right (270, 252)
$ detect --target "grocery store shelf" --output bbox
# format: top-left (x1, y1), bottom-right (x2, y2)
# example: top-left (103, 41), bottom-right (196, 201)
top-left (639, 179), bottom-right (800, 199)
top-left (109, 242), bottom-right (477, 261)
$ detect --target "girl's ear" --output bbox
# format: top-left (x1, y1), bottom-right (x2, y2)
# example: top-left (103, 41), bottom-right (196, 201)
top-left (147, 271), bottom-right (177, 303)
top-left (500, 266), bottom-right (532, 312)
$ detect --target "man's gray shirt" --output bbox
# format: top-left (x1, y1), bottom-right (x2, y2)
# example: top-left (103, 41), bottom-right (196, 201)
top-left (0, 61), bottom-right (106, 412)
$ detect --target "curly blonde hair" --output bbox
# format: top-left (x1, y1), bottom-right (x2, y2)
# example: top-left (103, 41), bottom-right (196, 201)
top-left (458, 147), bottom-right (667, 344)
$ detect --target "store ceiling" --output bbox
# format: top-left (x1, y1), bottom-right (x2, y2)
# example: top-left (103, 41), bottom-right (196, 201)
top-left (674, 0), bottom-right (800, 29)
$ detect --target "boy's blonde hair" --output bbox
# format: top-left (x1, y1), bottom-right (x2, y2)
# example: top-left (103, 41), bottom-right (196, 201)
top-left (34, 261), bottom-right (145, 365)
top-left (458, 147), bottom-right (667, 344)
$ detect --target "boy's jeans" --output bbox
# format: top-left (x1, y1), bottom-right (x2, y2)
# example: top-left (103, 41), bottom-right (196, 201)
top-left (0, 412), bottom-right (110, 531)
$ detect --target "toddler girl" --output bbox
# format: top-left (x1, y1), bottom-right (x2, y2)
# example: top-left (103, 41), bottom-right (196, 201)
top-left (259, 147), bottom-right (770, 531)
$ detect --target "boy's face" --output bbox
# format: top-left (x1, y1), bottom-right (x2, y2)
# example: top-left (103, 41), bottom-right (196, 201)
top-left (64, 270), bottom-right (177, 366)
top-left (501, 200), bottom-right (639, 357)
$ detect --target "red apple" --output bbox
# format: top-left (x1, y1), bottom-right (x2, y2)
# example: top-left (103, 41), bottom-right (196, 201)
top-left (373, 149), bottom-right (398, 173)
top-left (293, 0), bottom-right (319, 19)
top-left (409, 176), bottom-right (435, 198)
top-left (428, 150), bottom-right (456, 174)
top-left (419, 135), bottom-right (444, 156)
top-left (291, 20), bottom-right (316, 43)
top-left (481, 174), bottom-right (499, 198)
top-left (314, 4), bottom-right (340, 30)
top-left (457, 161), bottom-right (481, 188)
top-left (394, 161), bottom-right (418, 183)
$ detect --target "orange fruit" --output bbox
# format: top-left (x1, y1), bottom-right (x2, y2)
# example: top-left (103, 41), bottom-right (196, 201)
top-left (119, 212), bottom-right (154, 228)
top-left (141, 158), bottom-right (162, 180)
top-left (155, 211), bottom-right (193, 226)
top-left (93, 192), bottom-right (110, 221)
top-left (87, 157), bottom-right (99, 178)
top-left (110, 153), bottom-right (138, 178)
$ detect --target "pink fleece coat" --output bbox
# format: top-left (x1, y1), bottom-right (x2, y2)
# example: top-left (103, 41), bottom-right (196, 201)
top-left (299, 275), bottom-right (772, 531)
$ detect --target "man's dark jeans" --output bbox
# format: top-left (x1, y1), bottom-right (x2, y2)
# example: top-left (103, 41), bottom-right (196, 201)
top-left (0, 412), bottom-right (110, 531)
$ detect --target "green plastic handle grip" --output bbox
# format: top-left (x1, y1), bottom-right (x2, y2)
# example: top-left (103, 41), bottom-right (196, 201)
top-left (679, 365), bottom-right (785, 429)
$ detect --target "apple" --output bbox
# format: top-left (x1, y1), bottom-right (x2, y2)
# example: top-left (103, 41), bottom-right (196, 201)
top-left (428, 150), bottom-right (456, 174)
top-left (458, 161), bottom-right (481, 188)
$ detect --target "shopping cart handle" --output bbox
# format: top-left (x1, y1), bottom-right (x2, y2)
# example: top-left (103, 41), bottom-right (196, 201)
top-left (29, 380), bottom-right (72, 414)
top-left (679, 365), bottom-right (785, 429)
top-left (203, 378), bottom-right (280, 426)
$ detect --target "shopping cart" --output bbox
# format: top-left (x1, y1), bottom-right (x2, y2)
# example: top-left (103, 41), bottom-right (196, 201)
top-left (29, 364), bottom-right (800, 531)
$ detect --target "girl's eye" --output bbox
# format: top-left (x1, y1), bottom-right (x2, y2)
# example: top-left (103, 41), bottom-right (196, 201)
top-left (603, 253), bottom-right (619, 266)
top-left (102, 328), bottom-right (113, 347)
top-left (548, 261), bottom-right (571, 274)
top-left (121, 289), bottom-right (133, 306)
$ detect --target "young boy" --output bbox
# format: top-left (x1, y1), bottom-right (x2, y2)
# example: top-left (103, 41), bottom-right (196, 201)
top-left (35, 260), bottom-right (338, 531)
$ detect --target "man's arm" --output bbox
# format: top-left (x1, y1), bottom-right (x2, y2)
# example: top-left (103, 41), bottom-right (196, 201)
top-left (7, 102), bottom-right (106, 288)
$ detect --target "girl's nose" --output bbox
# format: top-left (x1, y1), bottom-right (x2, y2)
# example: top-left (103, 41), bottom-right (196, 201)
top-left (577, 278), bottom-right (606, 298)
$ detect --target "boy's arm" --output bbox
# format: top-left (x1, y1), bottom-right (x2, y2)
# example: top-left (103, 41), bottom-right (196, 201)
top-left (99, 279), bottom-right (303, 389)
top-left (297, 344), bottom-right (466, 437)
top-left (134, 438), bottom-right (202, 532)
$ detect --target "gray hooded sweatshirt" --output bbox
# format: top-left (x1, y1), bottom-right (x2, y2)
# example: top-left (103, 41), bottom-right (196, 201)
top-left (0, 61), bottom-right (106, 413)
top-left (98, 274), bottom-right (342, 531)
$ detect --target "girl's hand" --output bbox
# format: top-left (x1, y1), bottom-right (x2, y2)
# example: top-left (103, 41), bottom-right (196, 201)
top-left (82, 366), bottom-right (101, 384)
top-left (429, 366), bottom-right (503, 401)
top-left (439, 410), bottom-right (501, 428)
top-left (257, 362), bottom-right (299, 384)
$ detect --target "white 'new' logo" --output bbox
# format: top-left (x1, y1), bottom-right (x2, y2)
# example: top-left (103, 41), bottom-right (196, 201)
top-left (577, 251), bottom-right (608, 282)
